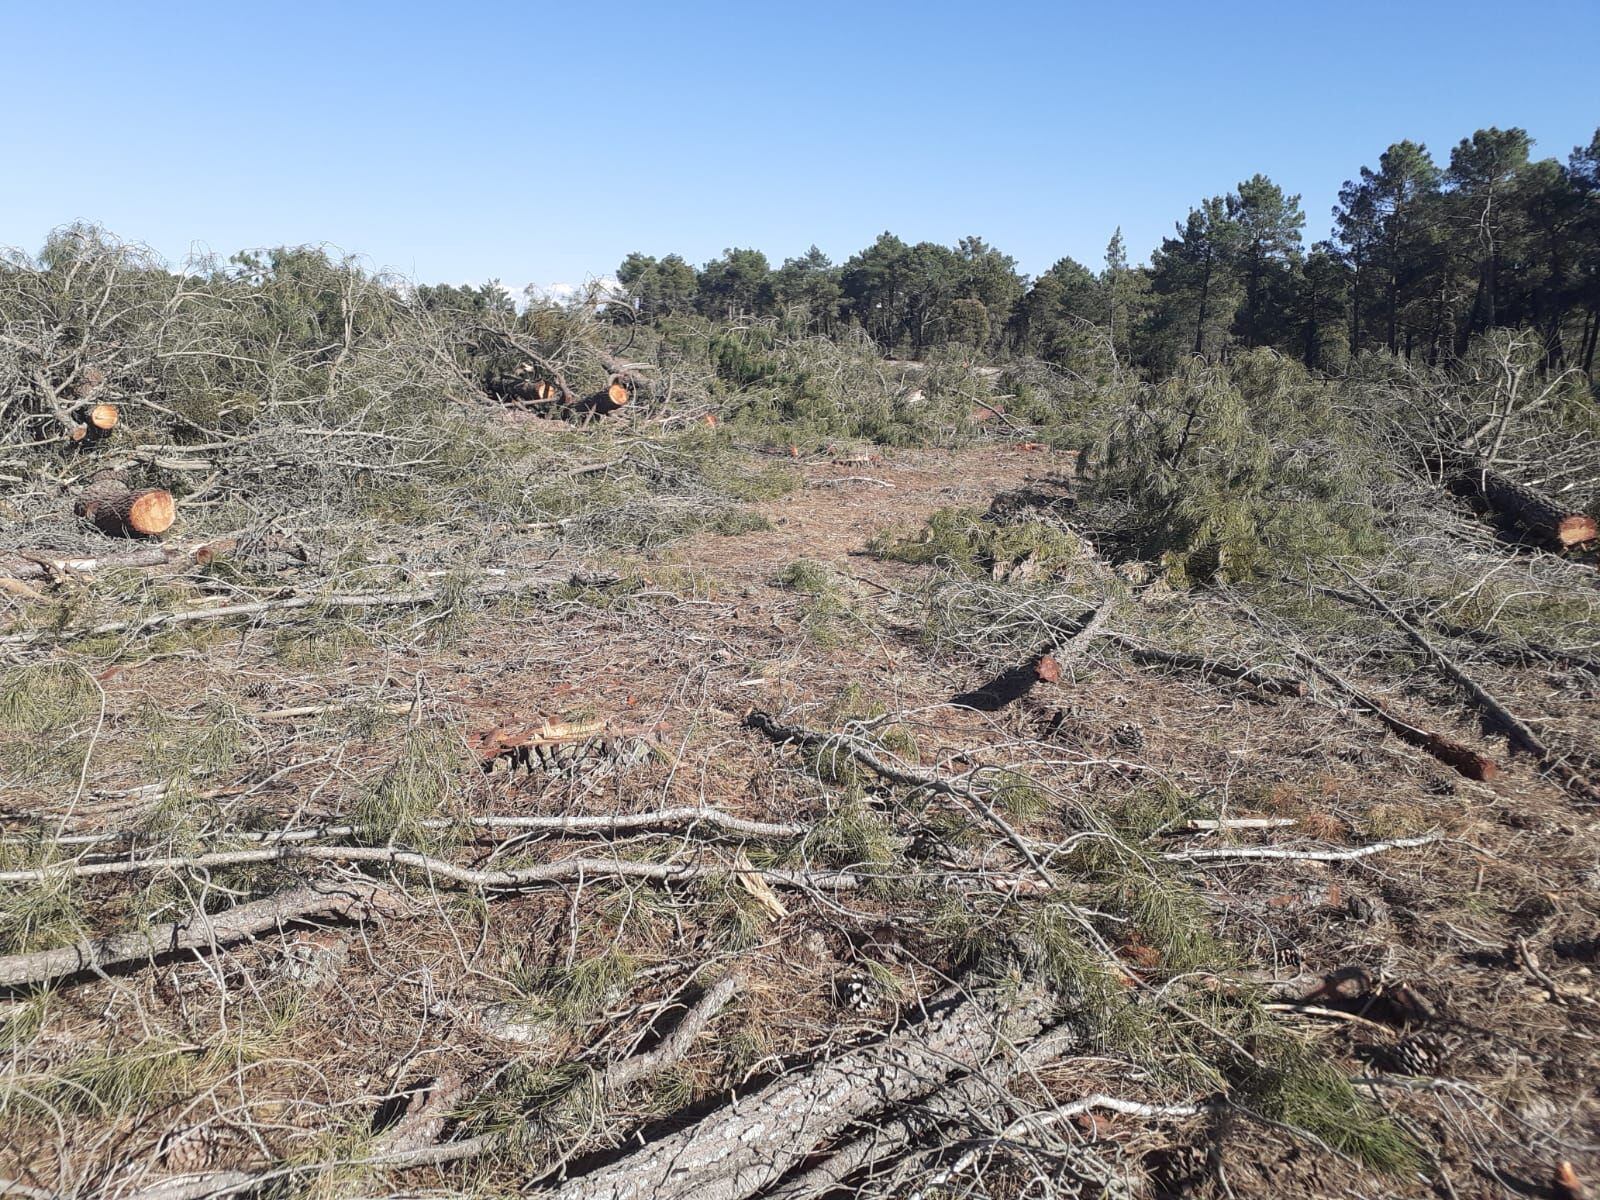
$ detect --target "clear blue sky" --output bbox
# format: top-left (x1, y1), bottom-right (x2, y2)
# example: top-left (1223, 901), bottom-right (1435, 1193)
top-left (5, 1), bottom-right (1594, 289)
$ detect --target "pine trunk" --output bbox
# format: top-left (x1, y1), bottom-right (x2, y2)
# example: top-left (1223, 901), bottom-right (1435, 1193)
top-left (76, 486), bottom-right (176, 537)
top-left (1462, 467), bottom-right (1596, 548)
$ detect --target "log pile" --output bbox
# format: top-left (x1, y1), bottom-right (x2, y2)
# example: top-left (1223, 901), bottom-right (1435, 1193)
top-left (486, 359), bottom-right (638, 421)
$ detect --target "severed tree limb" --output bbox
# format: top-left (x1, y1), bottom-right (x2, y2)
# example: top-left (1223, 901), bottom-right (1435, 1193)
top-left (0, 845), bottom-right (867, 891)
top-left (744, 710), bottom-right (1056, 886)
top-left (1162, 832), bottom-right (1442, 864)
top-left (1340, 569), bottom-right (1600, 801)
top-left (1178, 817), bottom-right (1298, 833)
top-left (1101, 633), bottom-right (1307, 697)
top-left (1304, 580), bottom-right (1600, 679)
top-left (1000, 1093), bottom-right (1206, 1135)
top-left (1291, 647), bottom-right (1499, 781)
top-left (1054, 602), bottom-right (1109, 663)
top-left (550, 982), bottom-right (1059, 1200)
top-left (52, 806), bottom-right (807, 852)
top-left (0, 567), bottom-right (576, 646)
top-left (0, 546), bottom-right (184, 582)
top-left (0, 879), bottom-right (403, 990)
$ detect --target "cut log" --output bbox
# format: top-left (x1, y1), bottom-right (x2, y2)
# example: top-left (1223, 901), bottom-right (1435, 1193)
top-left (65, 402), bottom-right (119, 447)
top-left (76, 486), bottom-right (175, 537)
top-left (1459, 466), bottom-right (1597, 548)
top-left (550, 983), bottom-right (1057, 1200)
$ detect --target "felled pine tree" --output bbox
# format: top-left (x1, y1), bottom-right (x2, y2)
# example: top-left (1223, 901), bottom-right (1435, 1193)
top-left (1086, 349), bottom-right (1384, 583)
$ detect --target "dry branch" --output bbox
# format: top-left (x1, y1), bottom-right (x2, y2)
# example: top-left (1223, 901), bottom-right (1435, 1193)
top-left (1342, 570), bottom-right (1599, 800)
top-left (1292, 647), bottom-right (1499, 781)
top-left (0, 845), bottom-right (866, 892)
top-left (744, 710), bottom-right (1055, 885)
top-left (0, 542), bottom-right (237, 582)
top-left (1102, 633), bottom-right (1306, 696)
top-left (1162, 832), bottom-right (1442, 864)
top-left (56, 806), bottom-right (807, 852)
top-left (0, 879), bottom-right (401, 990)
top-left (0, 567), bottom-right (576, 646)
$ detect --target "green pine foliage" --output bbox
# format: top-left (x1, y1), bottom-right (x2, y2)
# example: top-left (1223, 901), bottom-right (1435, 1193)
top-left (1087, 350), bottom-right (1386, 582)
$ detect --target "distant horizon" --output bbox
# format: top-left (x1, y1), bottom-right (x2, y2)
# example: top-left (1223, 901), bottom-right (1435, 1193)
top-left (5, 1), bottom-right (1594, 290)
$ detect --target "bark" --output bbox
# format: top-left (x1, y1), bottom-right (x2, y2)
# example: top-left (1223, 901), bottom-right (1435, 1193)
top-left (762, 1023), bottom-right (1082, 1200)
top-left (0, 880), bottom-right (402, 989)
top-left (1457, 465), bottom-right (1597, 548)
top-left (75, 486), bottom-right (175, 536)
top-left (551, 983), bottom-right (1058, 1200)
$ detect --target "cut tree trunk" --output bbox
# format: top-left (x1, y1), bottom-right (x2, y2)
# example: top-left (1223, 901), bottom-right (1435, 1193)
top-left (83, 402), bottom-right (119, 432)
top-left (66, 402), bottom-right (119, 447)
top-left (76, 486), bottom-right (175, 536)
top-left (551, 983), bottom-right (1058, 1200)
top-left (1459, 466), bottom-right (1597, 548)
top-left (570, 377), bottom-right (632, 418)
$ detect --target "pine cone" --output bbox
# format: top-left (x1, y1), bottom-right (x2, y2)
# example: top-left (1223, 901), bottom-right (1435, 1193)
top-left (1384, 1032), bottom-right (1450, 1076)
top-left (834, 973), bottom-right (873, 1012)
top-left (1113, 722), bottom-right (1146, 750)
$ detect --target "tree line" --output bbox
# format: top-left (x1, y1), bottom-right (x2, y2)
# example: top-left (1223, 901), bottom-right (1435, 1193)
top-left (609, 125), bottom-right (1600, 379)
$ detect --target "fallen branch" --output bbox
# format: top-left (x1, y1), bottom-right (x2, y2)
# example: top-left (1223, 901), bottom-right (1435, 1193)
top-left (1341, 570), bottom-right (1599, 800)
top-left (1162, 832), bottom-right (1442, 864)
top-left (0, 567), bottom-right (576, 646)
top-left (1102, 633), bottom-right (1306, 697)
top-left (0, 545), bottom-right (186, 582)
top-left (1178, 817), bottom-right (1299, 833)
top-left (1304, 581), bottom-right (1600, 679)
top-left (745, 710), bottom-right (1055, 886)
top-left (0, 844), bottom-right (863, 891)
top-left (42, 806), bottom-right (809, 855)
top-left (1001, 1093), bottom-right (1206, 1136)
top-left (1291, 647), bottom-right (1499, 781)
top-left (0, 879), bottom-right (402, 990)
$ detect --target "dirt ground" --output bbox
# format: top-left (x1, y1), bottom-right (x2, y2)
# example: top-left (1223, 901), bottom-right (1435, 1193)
top-left (3, 444), bottom-right (1598, 1200)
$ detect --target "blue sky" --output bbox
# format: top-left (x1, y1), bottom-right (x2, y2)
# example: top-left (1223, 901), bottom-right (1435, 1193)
top-left (4, 1), bottom-right (1594, 290)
